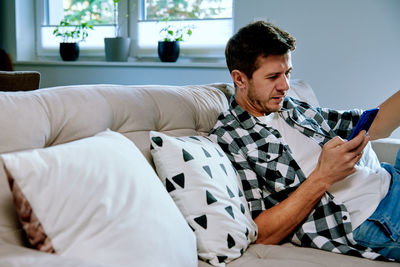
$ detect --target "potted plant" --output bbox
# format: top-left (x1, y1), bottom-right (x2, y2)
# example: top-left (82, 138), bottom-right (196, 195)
top-left (158, 19), bottom-right (193, 62)
top-left (53, 20), bottom-right (93, 61)
top-left (104, 0), bottom-right (131, 62)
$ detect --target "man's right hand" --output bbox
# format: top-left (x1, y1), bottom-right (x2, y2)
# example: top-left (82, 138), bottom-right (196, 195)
top-left (310, 130), bottom-right (370, 188)
top-left (254, 130), bottom-right (370, 245)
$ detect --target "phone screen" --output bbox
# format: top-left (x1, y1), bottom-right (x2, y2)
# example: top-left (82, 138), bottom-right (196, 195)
top-left (348, 108), bottom-right (379, 140)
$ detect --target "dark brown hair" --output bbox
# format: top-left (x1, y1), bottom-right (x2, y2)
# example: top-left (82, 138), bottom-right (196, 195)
top-left (225, 20), bottom-right (296, 78)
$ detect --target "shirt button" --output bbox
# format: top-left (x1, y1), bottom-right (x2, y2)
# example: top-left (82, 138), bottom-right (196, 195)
top-left (342, 215), bottom-right (348, 221)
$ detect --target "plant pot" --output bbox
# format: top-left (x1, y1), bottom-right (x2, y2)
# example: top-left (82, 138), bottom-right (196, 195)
top-left (59, 42), bottom-right (79, 61)
top-left (104, 37), bottom-right (131, 62)
top-left (158, 41), bottom-right (180, 62)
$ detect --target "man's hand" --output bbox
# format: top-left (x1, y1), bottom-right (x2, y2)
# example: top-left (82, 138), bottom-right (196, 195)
top-left (310, 130), bottom-right (370, 188)
top-left (254, 130), bottom-right (370, 245)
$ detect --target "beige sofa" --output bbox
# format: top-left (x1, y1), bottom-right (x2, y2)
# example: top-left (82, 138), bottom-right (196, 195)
top-left (0, 81), bottom-right (398, 267)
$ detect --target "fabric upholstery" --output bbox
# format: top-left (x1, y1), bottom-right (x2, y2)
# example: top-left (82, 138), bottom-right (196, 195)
top-left (0, 81), bottom-right (397, 267)
top-left (2, 130), bottom-right (197, 267)
top-left (0, 243), bottom-right (103, 267)
top-left (150, 132), bottom-right (257, 266)
top-left (200, 244), bottom-right (397, 267)
top-left (0, 83), bottom-right (229, 247)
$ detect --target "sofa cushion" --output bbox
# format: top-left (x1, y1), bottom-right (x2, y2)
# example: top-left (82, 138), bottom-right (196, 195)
top-left (288, 79), bottom-right (319, 107)
top-left (0, 161), bottom-right (26, 246)
top-left (0, 83), bottom-right (229, 246)
top-left (1, 130), bottom-right (197, 267)
top-left (207, 244), bottom-right (397, 267)
top-left (0, 243), bottom-right (102, 267)
top-left (150, 131), bottom-right (258, 267)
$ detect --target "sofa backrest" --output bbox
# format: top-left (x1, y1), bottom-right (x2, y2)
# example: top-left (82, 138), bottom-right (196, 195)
top-left (0, 79), bottom-right (317, 161)
top-left (0, 83), bottom-right (230, 247)
top-left (0, 80), bottom-right (317, 248)
top-left (0, 84), bottom-right (231, 158)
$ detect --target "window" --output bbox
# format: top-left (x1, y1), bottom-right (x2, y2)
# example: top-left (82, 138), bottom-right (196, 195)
top-left (135, 0), bottom-right (233, 58)
top-left (37, 0), bottom-right (118, 55)
top-left (36, 0), bottom-right (233, 59)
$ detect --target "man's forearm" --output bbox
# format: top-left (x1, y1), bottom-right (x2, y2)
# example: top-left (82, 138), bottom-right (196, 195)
top-left (369, 90), bottom-right (400, 140)
top-left (254, 174), bottom-right (328, 244)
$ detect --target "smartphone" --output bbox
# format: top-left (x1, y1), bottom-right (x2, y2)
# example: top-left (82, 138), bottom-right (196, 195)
top-left (348, 108), bottom-right (379, 140)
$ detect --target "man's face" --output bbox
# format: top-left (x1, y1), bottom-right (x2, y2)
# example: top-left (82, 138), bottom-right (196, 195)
top-left (235, 52), bottom-right (292, 116)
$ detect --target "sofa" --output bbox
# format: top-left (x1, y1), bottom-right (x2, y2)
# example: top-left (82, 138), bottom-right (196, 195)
top-left (0, 80), bottom-right (399, 267)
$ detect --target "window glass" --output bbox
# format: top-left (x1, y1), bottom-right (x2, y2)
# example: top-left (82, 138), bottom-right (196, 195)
top-left (143, 0), bottom-right (232, 20)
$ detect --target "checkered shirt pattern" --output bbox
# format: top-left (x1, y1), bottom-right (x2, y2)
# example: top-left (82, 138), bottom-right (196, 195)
top-left (209, 96), bottom-right (387, 260)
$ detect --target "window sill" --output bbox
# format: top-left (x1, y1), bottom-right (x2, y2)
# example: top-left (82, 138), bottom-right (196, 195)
top-left (14, 56), bottom-right (227, 69)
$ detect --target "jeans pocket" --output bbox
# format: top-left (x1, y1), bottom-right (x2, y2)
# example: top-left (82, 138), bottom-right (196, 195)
top-left (375, 218), bottom-right (398, 243)
top-left (354, 218), bottom-right (397, 248)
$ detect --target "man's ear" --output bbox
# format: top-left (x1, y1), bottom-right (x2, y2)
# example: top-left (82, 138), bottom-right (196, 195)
top-left (231, 70), bottom-right (248, 91)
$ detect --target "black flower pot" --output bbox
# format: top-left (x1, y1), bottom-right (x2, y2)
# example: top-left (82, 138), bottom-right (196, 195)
top-left (60, 42), bottom-right (79, 61)
top-left (158, 41), bottom-right (180, 62)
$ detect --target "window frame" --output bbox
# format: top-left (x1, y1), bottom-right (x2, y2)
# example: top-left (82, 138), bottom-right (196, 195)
top-left (35, 0), bottom-right (122, 57)
top-left (35, 0), bottom-right (232, 59)
top-left (132, 0), bottom-right (232, 59)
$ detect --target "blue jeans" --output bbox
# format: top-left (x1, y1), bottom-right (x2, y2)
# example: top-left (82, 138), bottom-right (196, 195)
top-left (353, 149), bottom-right (400, 261)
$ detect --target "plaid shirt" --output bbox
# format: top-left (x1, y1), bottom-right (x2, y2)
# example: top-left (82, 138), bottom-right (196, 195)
top-left (209, 96), bottom-right (386, 260)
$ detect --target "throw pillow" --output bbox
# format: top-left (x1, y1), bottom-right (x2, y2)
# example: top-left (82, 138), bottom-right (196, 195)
top-left (1, 130), bottom-right (197, 267)
top-left (150, 131), bottom-right (257, 267)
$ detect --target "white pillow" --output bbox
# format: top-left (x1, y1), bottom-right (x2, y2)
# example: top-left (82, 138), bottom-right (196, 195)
top-left (150, 131), bottom-right (257, 267)
top-left (1, 130), bottom-right (197, 267)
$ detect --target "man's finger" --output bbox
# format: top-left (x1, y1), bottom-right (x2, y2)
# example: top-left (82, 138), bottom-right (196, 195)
top-left (350, 152), bottom-right (364, 166)
top-left (342, 130), bottom-right (367, 151)
top-left (324, 136), bottom-right (346, 149)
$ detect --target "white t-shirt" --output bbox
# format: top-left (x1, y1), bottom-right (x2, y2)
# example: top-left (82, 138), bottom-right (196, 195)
top-left (259, 112), bottom-right (391, 230)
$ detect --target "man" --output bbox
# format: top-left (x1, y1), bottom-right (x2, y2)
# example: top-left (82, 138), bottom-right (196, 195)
top-left (209, 20), bottom-right (400, 261)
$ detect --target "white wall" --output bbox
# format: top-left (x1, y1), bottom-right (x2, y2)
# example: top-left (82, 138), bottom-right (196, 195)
top-left (234, 0), bottom-right (400, 111)
top-left (15, 62), bottom-right (231, 88)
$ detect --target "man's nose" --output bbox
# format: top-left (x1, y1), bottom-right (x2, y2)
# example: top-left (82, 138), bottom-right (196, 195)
top-left (277, 75), bottom-right (290, 91)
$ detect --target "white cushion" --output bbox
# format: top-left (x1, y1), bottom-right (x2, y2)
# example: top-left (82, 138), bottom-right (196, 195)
top-left (150, 131), bottom-right (257, 267)
top-left (1, 130), bottom-right (197, 267)
top-left (288, 79), bottom-right (320, 106)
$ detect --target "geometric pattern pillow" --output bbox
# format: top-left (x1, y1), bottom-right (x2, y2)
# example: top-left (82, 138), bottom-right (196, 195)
top-left (150, 131), bottom-right (257, 267)
top-left (1, 130), bottom-right (198, 267)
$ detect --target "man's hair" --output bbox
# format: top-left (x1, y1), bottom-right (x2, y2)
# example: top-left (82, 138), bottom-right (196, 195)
top-left (225, 20), bottom-right (296, 78)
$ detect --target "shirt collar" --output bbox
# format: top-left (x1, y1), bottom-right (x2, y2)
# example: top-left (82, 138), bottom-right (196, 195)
top-left (229, 95), bottom-right (332, 138)
top-left (229, 97), bottom-right (261, 130)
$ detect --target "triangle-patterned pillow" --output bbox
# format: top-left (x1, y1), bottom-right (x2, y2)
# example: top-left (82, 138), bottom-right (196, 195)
top-left (150, 131), bottom-right (257, 267)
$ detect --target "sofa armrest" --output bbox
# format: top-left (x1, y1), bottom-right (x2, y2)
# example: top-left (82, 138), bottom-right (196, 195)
top-left (371, 138), bottom-right (400, 165)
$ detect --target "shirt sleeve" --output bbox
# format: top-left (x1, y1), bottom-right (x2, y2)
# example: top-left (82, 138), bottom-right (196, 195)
top-left (209, 127), bottom-right (266, 219)
top-left (316, 107), bottom-right (363, 139)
